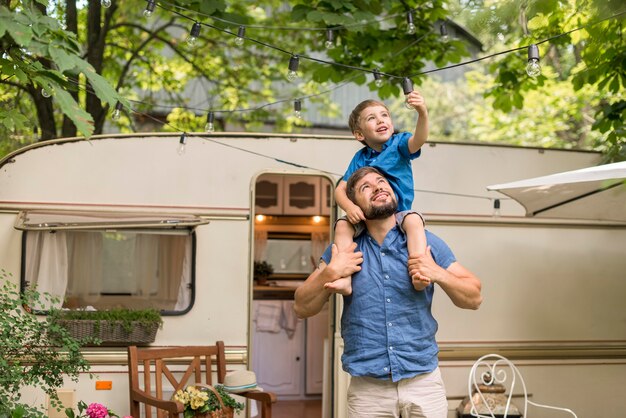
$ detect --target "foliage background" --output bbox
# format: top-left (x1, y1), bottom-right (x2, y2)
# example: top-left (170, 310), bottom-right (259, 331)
top-left (0, 0), bottom-right (624, 161)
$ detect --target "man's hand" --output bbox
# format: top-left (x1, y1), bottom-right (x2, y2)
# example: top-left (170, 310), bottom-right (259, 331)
top-left (323, 243), bottom-right (363, 293)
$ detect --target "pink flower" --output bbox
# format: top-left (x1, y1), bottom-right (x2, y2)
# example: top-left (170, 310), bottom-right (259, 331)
top-left (85, 403), bottom-right (109, 418)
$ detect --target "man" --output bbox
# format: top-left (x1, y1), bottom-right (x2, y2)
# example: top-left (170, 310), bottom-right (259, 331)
top-left (294, 166), bottom-right (482, 418)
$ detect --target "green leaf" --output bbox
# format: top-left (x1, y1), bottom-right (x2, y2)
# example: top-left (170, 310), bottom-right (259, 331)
top-left (51, 87), bottom-right (95, 137)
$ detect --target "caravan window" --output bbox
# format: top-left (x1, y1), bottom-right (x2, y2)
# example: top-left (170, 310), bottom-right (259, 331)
top-left (21, 229), bottom-right (194, 314)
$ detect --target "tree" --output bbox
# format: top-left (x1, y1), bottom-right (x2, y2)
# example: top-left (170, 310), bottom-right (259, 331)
top-left (0, 1), bottom-right (465, 151)
top-left (0, 1), bottom-right (624, 161)
top-left (448, 0), bottom-right (625, 161)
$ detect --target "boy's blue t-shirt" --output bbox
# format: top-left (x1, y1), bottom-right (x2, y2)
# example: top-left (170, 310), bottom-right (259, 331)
top-left (342, 132), bottom-right (421, 211)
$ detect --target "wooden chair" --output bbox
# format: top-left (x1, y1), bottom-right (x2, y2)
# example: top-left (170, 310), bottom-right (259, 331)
top-left (128, 342), bottom-right (276, 418)
top-left (466, 353), bottom-right (577, 417)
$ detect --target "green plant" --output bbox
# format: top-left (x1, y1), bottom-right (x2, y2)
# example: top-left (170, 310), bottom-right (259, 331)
top-left (173, 385), bottom-right (244, 418)
top-left (0, 269), bottom-right (91, 418)
top-left (50, 307), bottom-right (163, 334)
top-left (253, 261), bottom-right (274, 278)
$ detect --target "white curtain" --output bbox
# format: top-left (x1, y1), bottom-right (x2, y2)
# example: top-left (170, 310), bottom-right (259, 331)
top-left (67, 232), bottom-right (103, 304)
top-left (174, 238), bottom-right (192, 310)
top-left (132, 234), bottom-right (159, 298)
top-left (254, 230), bottom-right (268, 261)
top-left (26, 231), bottom-right (68, 310)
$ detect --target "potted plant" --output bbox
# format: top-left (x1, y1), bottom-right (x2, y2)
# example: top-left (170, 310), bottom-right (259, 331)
top-left (253, 261), bottom-right (274, 285)
top-left (50, 307), bottom-right (163, 346)
top-left (1, 270), bottom-right (91, 417)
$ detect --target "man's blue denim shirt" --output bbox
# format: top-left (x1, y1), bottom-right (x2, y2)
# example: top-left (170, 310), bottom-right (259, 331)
top-left (322, 226), bottom-right (456, 382)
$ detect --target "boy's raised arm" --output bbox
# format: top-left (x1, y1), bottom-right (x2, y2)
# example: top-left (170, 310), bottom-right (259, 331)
top-left (406, 90), bottom-right (429, 154)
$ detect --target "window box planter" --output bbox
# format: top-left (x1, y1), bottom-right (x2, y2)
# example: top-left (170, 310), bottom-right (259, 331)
top-left (51, 308), bottom-right (163, 346)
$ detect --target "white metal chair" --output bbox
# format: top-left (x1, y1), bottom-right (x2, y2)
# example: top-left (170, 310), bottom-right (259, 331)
top-left (466, 353), bottom-right (577, 418)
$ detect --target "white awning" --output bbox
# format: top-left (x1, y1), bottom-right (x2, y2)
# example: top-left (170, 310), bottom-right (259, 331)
top-left (487, 162), bottom-right (626, 222)
top-left (14, 210), bottom-right (210, 231)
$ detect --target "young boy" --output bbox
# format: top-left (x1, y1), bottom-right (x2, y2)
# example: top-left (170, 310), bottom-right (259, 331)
top-left (324, 91), bottom-right (430, 295)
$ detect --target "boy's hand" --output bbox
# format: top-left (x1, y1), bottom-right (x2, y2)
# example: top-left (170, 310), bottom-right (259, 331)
top-left (345, 204), bottom-right (366, 224)
top-left (406, 90), bottom-right (427, 114)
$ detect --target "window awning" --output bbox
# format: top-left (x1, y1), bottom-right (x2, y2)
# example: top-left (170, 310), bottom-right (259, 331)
top-left (14, 210), bottom-right (210, 231)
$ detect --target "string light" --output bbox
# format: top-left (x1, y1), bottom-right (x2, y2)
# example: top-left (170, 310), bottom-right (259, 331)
top-left (325, 29), bottom-right (334, 49)
top-left (205, 111), bottom-right (215, 133)
top-left (41, 87), bottom-right (52, 98)
top-left (177, 132), bottom-right (187, 155)
top-left (293, 99), bottom-right (302, 119)
top-left (526, 44), bottom-right (541, 77)
top-left (111, 101), bottom-right (123, 121)
top-left (402, 77), bottom-right (414, 109)
top-left (493, 198), bottom-right (501, 217)
top-left (143, 0), bottom-right (156, 18)
top-left (101, 0), bottom-right (111, 8)
top-left (373, 68), bottom-right (384, 88)
top-left (406, 10), bottom-right (416, 35)
top-left (235, 26), bottom-right (245, 46)
top-left (186, 22), bottom-right (201, 47)
top-left (287, 54), bottom-right (300, 82)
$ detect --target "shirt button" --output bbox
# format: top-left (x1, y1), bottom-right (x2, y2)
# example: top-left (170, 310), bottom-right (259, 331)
top-left (389, 346), bottom-right (394, 351)
top-left (385, 275), bottom-right (389, 279)
top-left (381, 252), bottom-right (385, 256)
top-left (388, 322), bottom-right (392, 327)
top-left (383, 367), bottom-right (388, 372)
top-left (386, 298), bottom-right (391, 303)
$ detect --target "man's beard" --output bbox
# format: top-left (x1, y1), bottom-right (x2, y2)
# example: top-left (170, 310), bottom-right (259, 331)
top-left (364, 197), bottom-right (398, 220)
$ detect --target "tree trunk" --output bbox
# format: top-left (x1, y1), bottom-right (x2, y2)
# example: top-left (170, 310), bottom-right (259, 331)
top-left (86, 0), bottom-right (106, 134)
top-left (61, 0), bottom-right (79, 138)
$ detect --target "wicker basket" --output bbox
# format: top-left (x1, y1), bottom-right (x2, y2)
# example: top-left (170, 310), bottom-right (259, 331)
top-left (189, 384), bottom-right (234, 418)
top-left (56, 319), bottom-right (159, 346)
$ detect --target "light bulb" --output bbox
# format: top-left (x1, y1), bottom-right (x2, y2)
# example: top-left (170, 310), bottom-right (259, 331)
top-left (101, 0), bottom-right (111, 8)
top-left (402, 77), bottom-right (414, 109)
top-left (205, 111), bottom-right (215, 133)
top-left (526, 44), bottom-right (542, 77)
top-left (287, 55), bottom-right (299, 82)
top-left (235, 26), bottom-right (245, 46)
top-left (526, 59), bottom-right (541, 77)
top-left (325, 29), bottom-right (334, 49)
top-left (406, 11), bottom-right (416, 35)
top-left (111, 102), bottom-right (123, 121)
top-left (294, 99), bottom-right (302, 119)
top-left (143, 0), bottom-right (156, 18)
top-left (186, 22), bottom-right (201, 47)
top-left (373, 68), bottom-right (384, 88)
top-left (177, 133), bottom-right (187, 155)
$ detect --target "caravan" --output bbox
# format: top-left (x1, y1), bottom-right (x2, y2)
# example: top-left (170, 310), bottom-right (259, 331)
top-left (0, 132), bottom-right (625, 417)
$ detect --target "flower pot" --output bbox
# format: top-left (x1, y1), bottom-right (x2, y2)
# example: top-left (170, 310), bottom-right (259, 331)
top-left (56, 319), bottom-right (159, 346)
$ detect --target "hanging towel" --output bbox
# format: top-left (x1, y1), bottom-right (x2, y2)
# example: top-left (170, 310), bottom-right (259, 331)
top-left (255, 302), bottom-right (282, 333)
top-left (280, 300), bottom-right (299, 339)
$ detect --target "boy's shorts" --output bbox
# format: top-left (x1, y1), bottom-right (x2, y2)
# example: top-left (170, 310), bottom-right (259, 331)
top-left (336, 210), bottom-right (425, 237)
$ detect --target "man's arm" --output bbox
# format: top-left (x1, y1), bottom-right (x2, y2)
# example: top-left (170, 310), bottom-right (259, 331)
top-left (294, 243), bottom-right (363, 318)
top-left (408, 248), bottom-right (482, 310)
top-left (405, 90), bottom-right (429, 154)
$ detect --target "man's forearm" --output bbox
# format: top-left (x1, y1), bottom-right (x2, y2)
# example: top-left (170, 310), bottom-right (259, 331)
top-left (294, 266), bottom-right (334, 318)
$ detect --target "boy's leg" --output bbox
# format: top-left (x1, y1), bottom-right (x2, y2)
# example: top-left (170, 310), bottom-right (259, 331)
top-left (325, 218), bottom-right (355, 295)
top-left (397, 211), bottom-right (429, 291)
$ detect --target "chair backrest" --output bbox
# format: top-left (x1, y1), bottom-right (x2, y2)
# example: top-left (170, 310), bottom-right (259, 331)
top-left (128, 342), bottom-right (227, 418)
top-left (467, 353), bottom-right (578, 418)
